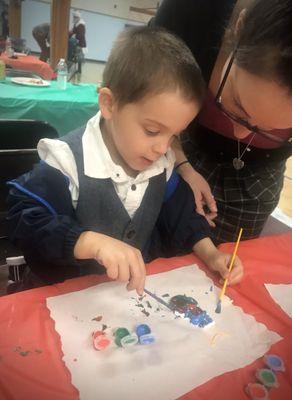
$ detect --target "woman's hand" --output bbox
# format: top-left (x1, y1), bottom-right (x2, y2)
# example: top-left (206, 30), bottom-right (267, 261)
top-left (74, 231), bottom-right (146, 295)
top-left (177, 162), bottom-right (217, 227)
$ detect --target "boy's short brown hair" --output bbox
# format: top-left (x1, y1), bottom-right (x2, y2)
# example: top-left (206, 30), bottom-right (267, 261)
top-left (102, 26), bottom-right (205, 106)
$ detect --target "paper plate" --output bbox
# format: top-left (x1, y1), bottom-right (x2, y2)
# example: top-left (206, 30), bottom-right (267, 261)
top-left (11, 77), bottom-right (50, 87)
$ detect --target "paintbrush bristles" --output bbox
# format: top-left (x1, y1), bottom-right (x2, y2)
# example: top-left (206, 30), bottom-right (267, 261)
top-left (215, 299), bottom-right (221, 314)
top-left (215, 228), bottom-right (243, 313)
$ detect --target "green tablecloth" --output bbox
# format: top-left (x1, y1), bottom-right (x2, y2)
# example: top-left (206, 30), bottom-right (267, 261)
top-left (0, 78), bottom-right (99, 136)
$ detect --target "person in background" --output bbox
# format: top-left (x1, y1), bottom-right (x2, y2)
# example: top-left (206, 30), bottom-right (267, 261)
top-left (32, 22), bottom-right (50, 62)
top-left (151, 0), bottom-right (292, 244)
top-left (1, 6), bottom-right (9, 39)
top-left (7, 27), bottom-right (243, 294)
top-left (69, 10), bottom-right (87, 53)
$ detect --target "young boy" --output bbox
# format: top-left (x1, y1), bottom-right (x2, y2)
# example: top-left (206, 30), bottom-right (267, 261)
top-left (7, 27), bottom-right (243, 294)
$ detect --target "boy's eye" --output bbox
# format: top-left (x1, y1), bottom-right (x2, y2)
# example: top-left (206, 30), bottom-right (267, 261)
top-left (145, 129), bottom-right (160, 136)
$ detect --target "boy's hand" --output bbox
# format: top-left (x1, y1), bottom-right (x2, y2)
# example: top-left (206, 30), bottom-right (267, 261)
top-left (193, 238), bottom-right (244, 285)
top-left (74, 231), bottom-right (146, 295)
top-left (207, 250), bottom-right (244, 285)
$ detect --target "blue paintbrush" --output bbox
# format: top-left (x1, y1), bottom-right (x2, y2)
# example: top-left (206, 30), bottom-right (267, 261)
top-left (143, 288), bottom-right (173, 311)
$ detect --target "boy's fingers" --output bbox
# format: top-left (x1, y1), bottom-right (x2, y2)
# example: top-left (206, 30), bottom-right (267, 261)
top-left (229, 263), bottom-right (244, 285)
top-left (117, 259), bottom-right (130, 282)
top-left (106, 263), bottom-right (119, 280)
top-left (136, 253), bottom-right (146, 295)
top-left (127, 254), bottom-right (145, 295)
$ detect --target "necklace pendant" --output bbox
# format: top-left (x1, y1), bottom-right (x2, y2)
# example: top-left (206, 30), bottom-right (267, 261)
top-left (233, 157), bottom-right (245, 170)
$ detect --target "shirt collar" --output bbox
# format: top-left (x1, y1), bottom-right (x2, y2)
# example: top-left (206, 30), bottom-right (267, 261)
top-left (82, 111), bottom-right (175, 183)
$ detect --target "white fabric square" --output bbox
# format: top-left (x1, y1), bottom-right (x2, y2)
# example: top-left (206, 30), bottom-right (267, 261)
top-left (47, 265), bottom-right (281, 400)
top-left (265, 283), bottom-right (292, 318)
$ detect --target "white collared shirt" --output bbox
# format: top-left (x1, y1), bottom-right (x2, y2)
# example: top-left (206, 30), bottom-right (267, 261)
top-left (38, 112), bottom-right (175, 218)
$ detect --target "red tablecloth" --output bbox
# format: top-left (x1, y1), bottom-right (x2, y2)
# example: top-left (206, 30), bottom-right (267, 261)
top-left (0, 53), bottom-right (55, 80)
top-left (0, 233), bottom-right (291, 400)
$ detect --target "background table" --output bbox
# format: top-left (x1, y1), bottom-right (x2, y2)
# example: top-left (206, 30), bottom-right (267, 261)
top-left (0, 78), bottom-right (98, 136)
top-left (0, 233), bottom-right (291, 400)
top-left (0, 53), bottom-right (55, 80)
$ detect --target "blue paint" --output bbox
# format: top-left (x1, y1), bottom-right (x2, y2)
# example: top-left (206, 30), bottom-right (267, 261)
top-left (139, 333), bottom-right (155, 345)
top-left (170, 295), bottom-right (213, 328)
top-left (136, 324), bottom-right (151, 337)
top-left (264, 354), bottom-right (285, 372)
top-left (136, 324), bottom-right (155, 345)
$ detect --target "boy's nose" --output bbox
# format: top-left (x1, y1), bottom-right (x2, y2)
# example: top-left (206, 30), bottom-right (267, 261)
top-left (152, 140), bottom-right (169, 155)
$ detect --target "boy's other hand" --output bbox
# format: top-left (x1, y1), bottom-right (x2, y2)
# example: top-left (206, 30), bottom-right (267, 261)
top-left (207, 250), bottom-right (244, 285)
top-left (74, 231), bottom-right (146, 295)
top-left (193, 238), bottom-right (243, 285)
top-left (177, 163), bottom-right (217, 227)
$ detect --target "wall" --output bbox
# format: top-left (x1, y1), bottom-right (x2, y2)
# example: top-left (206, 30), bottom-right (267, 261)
top-left (21, 0), bottom-right (154, 62)
top-left (71, 0), bottom-right (159, 23)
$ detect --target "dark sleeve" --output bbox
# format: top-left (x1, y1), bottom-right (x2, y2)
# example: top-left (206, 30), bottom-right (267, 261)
top-left (7, 162), bottom-right (85, 266)
top-left (154, 176), bottom-right (210, 256)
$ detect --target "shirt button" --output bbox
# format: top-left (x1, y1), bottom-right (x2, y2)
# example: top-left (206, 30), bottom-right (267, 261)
top-left (131, 184), bottom-right (136, 191)
top-left (126, 230), bottom-right (136, 239)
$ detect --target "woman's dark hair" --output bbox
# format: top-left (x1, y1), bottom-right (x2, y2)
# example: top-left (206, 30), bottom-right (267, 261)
top-left (231, 0), bottom-right (292, 92)
top-left (102, 26), bottom-right (205, 106)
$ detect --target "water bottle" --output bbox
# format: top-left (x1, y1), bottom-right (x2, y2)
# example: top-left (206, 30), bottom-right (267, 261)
top-left (5, 36), bottom-right (14, 57)
top-left (56, 58), bottom-right (68, 90)
top-left (0, 59), bottom-right (5, 81)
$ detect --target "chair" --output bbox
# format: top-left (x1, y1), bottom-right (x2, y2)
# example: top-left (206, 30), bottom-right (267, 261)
top-left (5, 68), bottom-right (42, 79)
top-left (0, 119), bottom-right (59, 287)
top-left (10, 37), bottom-right (30, 54)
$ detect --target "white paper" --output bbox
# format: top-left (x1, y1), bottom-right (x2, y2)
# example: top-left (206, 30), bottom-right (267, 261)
top-left (47, 265), bottom-right (281, 400)
top-left (265, 283), bottom-right (292, 317)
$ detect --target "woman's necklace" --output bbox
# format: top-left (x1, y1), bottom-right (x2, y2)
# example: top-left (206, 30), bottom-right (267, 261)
top-left (232, 132), bottom-right (256, 170)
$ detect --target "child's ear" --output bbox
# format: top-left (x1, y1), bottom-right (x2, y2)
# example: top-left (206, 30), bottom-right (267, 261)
top-left (98, 87), bottom-right (116, 119)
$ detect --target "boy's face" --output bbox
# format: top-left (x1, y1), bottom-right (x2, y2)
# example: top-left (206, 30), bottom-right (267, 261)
top-left (100, 90), bottom-right (200, 173)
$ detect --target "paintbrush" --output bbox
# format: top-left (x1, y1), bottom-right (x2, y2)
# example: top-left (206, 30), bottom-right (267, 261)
top-left (215, 227), bottom-right (243, 314)
top-left (143, 288), bottom-right (173, 311)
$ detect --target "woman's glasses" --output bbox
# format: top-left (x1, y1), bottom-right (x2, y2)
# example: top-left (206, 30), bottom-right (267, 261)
top-left (214, 51), bottom-right (292, 146)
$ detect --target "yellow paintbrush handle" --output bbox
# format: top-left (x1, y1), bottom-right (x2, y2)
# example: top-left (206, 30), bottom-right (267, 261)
top-left (219, 228), bottom-right (243, 301)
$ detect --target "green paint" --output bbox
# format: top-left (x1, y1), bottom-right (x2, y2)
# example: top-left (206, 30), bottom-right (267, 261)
top-left (261, 370), bottom-right (275, 383)
top-left (114, 328), bottom-right (130, 347)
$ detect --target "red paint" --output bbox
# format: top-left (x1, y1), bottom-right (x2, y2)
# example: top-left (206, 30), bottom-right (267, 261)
top-left (92, 330), bottom-right (110, 351)
top-left (246, 383), bottom-right (268, 400)
top-left (250, 385), bottom-right (265, 397)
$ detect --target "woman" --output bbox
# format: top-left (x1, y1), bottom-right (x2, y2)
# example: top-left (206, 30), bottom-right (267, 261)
top-left (151, 0), bottom-right (292, 243)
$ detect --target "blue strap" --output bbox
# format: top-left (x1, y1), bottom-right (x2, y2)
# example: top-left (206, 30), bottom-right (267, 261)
top-left (7, 180), bottom-right (58, 216)
top-left (164, 170), bottom-right (180, 202)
